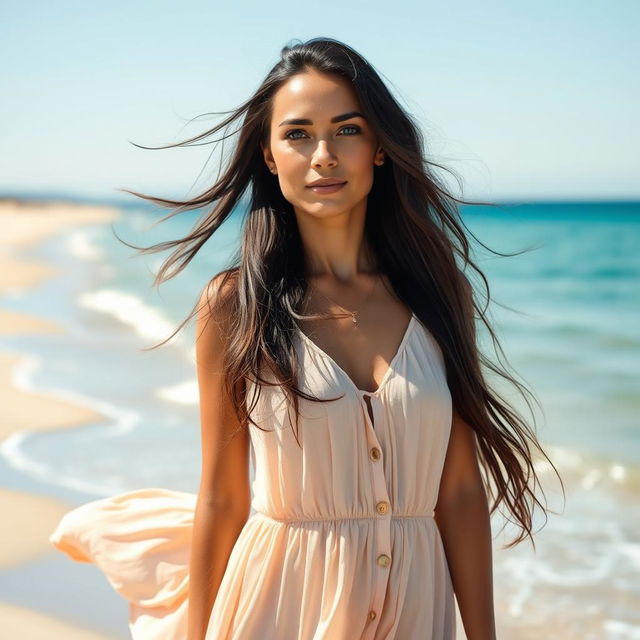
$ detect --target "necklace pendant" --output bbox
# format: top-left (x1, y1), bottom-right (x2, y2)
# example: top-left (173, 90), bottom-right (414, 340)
top-left (351, 312), bottom-right (358, 325)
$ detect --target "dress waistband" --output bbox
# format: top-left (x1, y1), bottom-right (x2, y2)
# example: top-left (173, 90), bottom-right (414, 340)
top-left (252, 510), bottom-right (435, 525)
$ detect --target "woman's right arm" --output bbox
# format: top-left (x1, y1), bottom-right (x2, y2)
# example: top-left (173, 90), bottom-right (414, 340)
top-left (187, 276), bottom-right (251, 640)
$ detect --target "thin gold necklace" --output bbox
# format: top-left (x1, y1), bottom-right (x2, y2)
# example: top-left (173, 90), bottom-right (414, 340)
top-left (309, 275), bottom-right (380, 327)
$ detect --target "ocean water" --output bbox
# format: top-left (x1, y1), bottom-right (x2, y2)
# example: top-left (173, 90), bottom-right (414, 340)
top-left (1, 198), bottom-right (638, 637)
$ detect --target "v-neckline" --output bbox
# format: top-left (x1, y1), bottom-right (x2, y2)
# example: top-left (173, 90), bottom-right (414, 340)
top-left (295, 312), bottom-right (417, 397)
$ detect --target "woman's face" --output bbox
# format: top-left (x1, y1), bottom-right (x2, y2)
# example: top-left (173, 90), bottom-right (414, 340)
top-left (262, 68), bottom-right (384, 219)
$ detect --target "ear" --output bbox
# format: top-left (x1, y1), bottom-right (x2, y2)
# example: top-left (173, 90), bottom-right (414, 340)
top-left (260, 142), bottom-right (276, 173)
top-left (374, 146), bottom-right (385, 166)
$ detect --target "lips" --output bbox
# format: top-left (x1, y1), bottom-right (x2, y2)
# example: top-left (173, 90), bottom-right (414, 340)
top-left (306, 179), bottom-right (347, 188)
top-left (306, 181), bottom-right (347, 195)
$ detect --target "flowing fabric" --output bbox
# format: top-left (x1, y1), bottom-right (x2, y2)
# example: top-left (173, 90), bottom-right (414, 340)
top-left (50, 313), bottom-right (457, 639)
top-left (50, 488), bottom-right (195, 639)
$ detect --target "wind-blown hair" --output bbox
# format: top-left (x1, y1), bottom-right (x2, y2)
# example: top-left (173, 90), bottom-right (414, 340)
top-left (114, 36), bottom-right (564, 549)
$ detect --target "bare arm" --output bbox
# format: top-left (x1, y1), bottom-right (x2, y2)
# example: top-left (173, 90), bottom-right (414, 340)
top-left (434, 408), bottom-right (497, 640)
top-left (187, 277), bottom-right (251, 640)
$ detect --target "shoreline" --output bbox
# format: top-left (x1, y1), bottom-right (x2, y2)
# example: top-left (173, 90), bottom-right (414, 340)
top-left (0, 197), bottom-right (127, 638)
top-left (1, 196), bottom-right (637, 638)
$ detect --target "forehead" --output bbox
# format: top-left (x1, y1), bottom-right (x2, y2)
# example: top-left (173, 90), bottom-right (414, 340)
top-left (270, 70), bottom-right (360, 123)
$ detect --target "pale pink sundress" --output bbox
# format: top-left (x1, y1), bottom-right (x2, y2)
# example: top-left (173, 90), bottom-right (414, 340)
top-left (50, 312), bottom-right (456, 639)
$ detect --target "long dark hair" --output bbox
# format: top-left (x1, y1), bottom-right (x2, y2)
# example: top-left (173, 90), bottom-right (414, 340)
top-left (114, 36), bottom-right (564, 549)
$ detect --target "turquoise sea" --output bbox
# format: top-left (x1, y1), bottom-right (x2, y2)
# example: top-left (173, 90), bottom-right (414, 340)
top-left (1, 198), bottom-right (638, 638)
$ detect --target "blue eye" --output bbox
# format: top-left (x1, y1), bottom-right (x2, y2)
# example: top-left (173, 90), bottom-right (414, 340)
top-left (284, 125), bottom-right (361, 140)
top-left (340, 125), bottom-right (360, 135)
top-left (285, 129), bottom-right (307, 140)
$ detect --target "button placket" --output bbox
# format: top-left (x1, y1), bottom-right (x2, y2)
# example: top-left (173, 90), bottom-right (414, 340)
top-left (359, 391), bottom-right (392, 639)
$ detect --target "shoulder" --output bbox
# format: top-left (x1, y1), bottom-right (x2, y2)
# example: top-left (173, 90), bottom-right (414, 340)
top-left (195, 270), bottom-right (239, 360)
top-left (197, 270), bottom-right (238, 323)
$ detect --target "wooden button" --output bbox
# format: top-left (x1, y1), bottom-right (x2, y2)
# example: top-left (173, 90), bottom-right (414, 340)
top-left (376, 501), bottom-right (389, 515)
top-left (369, 610), bottom-right (377, 620)
top-left (377, 553), bottom-right (391, 567)
top-left (369, 447), bottom-right (381, 461)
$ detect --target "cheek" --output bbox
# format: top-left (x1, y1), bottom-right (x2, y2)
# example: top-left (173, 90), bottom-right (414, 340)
top-left (349, 149), bottom-right (376, 181)
top-left (345, 143), bottom-right (376, 170)
top-left (277, 174), bottom-right (306, 204)
top-left (275, 146), bottom-right (306, 174)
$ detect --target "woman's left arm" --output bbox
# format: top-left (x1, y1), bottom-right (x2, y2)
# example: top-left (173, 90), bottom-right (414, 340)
top-left (434, 408), bottom-right (497, 640)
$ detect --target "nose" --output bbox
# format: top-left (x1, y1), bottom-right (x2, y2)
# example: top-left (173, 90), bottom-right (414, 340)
top-left (311, 139), bottom-right (337, 169)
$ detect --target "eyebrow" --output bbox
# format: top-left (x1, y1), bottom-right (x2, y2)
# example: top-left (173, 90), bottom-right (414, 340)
top-left (278, 111), bottom-right (366, 126)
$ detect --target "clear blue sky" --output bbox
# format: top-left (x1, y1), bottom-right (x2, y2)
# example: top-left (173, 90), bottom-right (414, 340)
top-left (1, 0), bottom-right (638, 202)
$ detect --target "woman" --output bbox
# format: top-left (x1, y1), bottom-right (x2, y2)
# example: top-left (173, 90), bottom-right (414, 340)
top-left (50, 37), bottom-right (563, 640)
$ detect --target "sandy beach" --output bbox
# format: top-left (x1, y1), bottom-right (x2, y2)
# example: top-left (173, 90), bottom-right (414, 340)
top-left (0, 198), bottom-right (126, 638)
